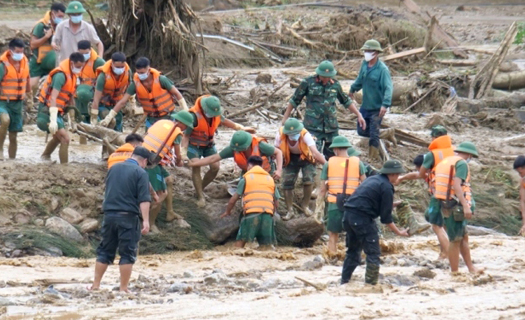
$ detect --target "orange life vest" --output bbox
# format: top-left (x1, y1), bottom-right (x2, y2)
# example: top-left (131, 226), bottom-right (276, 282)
top-left (107, 143), bottom-right (134, 169)
top-left (189, 95), bottom-right (221, 147)
top-left (242, 165), bottom-right (275, 215)
top-left (32, 12), bottom-right (54, 64)
top-left (434, 155), bottom-right (471, 207)
top-left (233, 136), bottom-right (271, 173)
top-left (279, 127), bottom-right (314, 167)
top-left (96, 60), bottom-right (131, 106)
top-left (0, 51), bottom-right (29, 101)
top-left (38, 59), bottom-right (77, 113)
top-left (427, 135), bottom-right (454, 194)
top-left (133, 68), bottom-right (175, 117)
top-left (143, 119), bottom-right (182, 159)
top-left (326, 156), bottom-right (361, 203)
top-left (79, 48), bottom-right (98, 86)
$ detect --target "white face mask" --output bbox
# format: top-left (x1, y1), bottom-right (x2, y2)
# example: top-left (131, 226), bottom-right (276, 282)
top-left (137, 71), bottom-right (149, 81)
top-left (10, 51), bottom-right (24, 61)
top-left (466, 157), bottom-right (472, 164)
top-left (83, 52), bottom-right (91, 61)
top-left (72, 66), bottom-right (82, 74)
top-left (70, 15), bottom-right (83, 24)
top-left (364, 52), bottom-right (376, 62)
top-left (112, 66), bottom-right (125, 75)
top-left (288, 133), bottom-right (301, 141)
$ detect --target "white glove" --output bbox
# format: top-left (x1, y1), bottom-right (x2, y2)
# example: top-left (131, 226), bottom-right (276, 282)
top-left (48, 107), bottom-right (59, 135)
top-left (100, 109), bottom-right (117, 127)
top-left (178, 98), bottom-right (188, 111)
top-left (180, 147), bottom-right (189, 163)
top-left (90, 108), bottom-right (99, 126)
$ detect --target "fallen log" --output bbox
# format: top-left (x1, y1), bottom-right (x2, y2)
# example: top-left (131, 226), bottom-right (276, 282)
top-left (437, 59), bottom-right (479, 66)
top-left (275, 215), bottom-right (324, 247)
top-left (76, 123), bottom-right (126, 146)
top-left (493, 70), bottom-right (525, 90)
top-left (456, 92), bottom-right (525, 113)
top-left (344, 79), bottom-right (417, 105)
top-left (383, 47), bottom-right (426, 62)
top-left (340, 124), bottom-right (429, 147)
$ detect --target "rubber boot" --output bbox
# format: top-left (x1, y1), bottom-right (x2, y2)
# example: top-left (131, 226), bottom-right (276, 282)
top-left (149, 203), bottom-right (161, 234)
top-left (79, 135), bottom-right (87, 145)
top-left (301, 184), bottom-right (314, 217)
top-left (58, 142), bottom-right (69, 164)
top-left (0, 113), bottom-right (9, 161)
top-left (41, 137), bottom-right (60, 160)
top-left (311, 165), bottom-right (323, 200)
top-left (396, 201), bottom-right (431, 235)
top-left (379, 128), bottom-right (397, 147)
top-left (165, 177), bottom-right (182, 221)
top-left (368, 145), bottom-right (380, 162)
top-left (192, 167), bottom-right (206, 207)
top-left (8, 132), bottom-right (17, 159)
top-left (365, 263), bottom-right (380, 285)
top-left (202, 165), bottom-right (219, 189)
top-left (282, 189), bottom-right (295, 221)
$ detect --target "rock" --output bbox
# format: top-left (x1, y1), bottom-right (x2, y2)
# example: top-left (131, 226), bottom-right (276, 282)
top-left (45, 246), bottom-right (63, 257)
top-left (255, 73), bottom-right (272, 84)
top-left (193, 201), bottom-right (240, 243)
top-left (413, 268), bottom-right (436, 279)
top-left (313, 255), bottom-right (326, 264)
top-left (167, 282), bottom-right (192, 294)
top-left (175, 219), bottom-right (191, 229)
top-left (204, 272), bottom-right (230, 285)
top-left (397, 259), bottom-right (407, 267)
top-left (11, 249), bottom-right (22, 258)
top-left (80, 218), bottom-right (99, 233)
top-left (0, 281), bottom-right (6, 288)
top-left (4, 241), bottom-right (16, 250)
top-left (275, 215), bottom-right (324, 247)
top-left (60, 207), bottom-right (84, 224)
top-left (72, 188), bottom-right (86, 198)
top-left (302, 260), bottom-right (323, 271)
top-left (14, 210), bottom-right (32, 225)
top-left (0, 297), bottom-right (15, 307)
top-left (34, 218), bottom-right (44, 226)
top-left (261, 278), bottom-right (281, 289)
top-left (45, 217), bottom-right (83, 242)
top-left (51, 197), bottom-right (60, 211)
top-left (183, 271), bottom-right (195, 278)
top-left (205, 183), bottom-right (230, 199)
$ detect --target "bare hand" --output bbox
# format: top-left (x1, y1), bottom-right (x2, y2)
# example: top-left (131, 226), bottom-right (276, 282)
top-left (45, 28), bottom-right (53, 39)
top-left (357, 115), bottom-right (366, 130)
top-left (243, 126), bottom-right (256, 134)
top-left (349, 92), bottom-right (355, 100)
top-left (52, 43), bottom-right (60, 51)
top-left (272, 169), bottom-right (282, 180)
top-left (393, 200), bottom-right (403, 207)
top-left (397, 229), bottom-right (409, 237)
top-left (379, 106), bottom-right (387, 118)
top-left (220, 211), bottom-right (230, 219)
top-left (141, 221), bottom-right (150, 235)
top-left (464, 207), bottom-right (473, 220)
top-left (176, 158), bottom-right (183, 167)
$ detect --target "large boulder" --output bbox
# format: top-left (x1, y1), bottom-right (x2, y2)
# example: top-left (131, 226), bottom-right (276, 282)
top-left (45, 217), bottom-right (83, 242)
top-left (80, 218), bottom-right (99, 233)
top-left (275, 215), bottom-right (324, 247)
top-left (194, 200), bottom-right (240, 243)
top-left (60, 207), bottom-right (84, 224)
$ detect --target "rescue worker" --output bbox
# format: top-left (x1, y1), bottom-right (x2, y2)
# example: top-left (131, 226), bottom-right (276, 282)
top-left (341, 160), bottom-right (409, 285)
top-left (29, 2), bottom-right (66, 93)
top-left (396, 125), bottom-right (453, 259)
top-left (142, 111), bottom-right (195, 233)
top-left (75, 40), bottom-right (104, 126)
top-left (434, 142), bottom-right (482, 274)
top-left (99, 57), bottom-right (188, 130)
top-left (37, 52), bottom-right (85, 164)
top-left (91, 146), bottom-right (152, 293)
top-left (317, 136), bottom-right (366, 256)
top-left (220, 156), bottom-right (279, 249)
top-left (513, 155), bottom-right (525, 236)
top-left (347, 145), bottom-right (379, 177)
top-left (180, 95), bottom-right (256, 207)
top-left (274, 118), bottom-right (326, 220)
top-left (349, 39), bottom-right (396, 162)
top-left (90, 52), bottom-right (132, 132)
top-left (107, 133), bottom-right (144, 169)
top-left (0, 39), bottom-right (30, 160)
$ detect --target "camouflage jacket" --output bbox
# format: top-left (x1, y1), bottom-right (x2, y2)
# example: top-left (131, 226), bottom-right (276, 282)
top-left (289, 75), bottom-right (352, 133)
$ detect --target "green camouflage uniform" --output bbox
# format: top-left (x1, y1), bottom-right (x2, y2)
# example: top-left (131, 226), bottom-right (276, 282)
top-left (289, 75), bottom-right (352, 158)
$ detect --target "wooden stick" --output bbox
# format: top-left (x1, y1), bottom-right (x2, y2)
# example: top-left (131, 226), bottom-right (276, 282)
top-left (227, 81), bottom-right (289, 118)
top-left (295, 276), bottom-right (325, 291)
top-left (403, 86), bottom-right (438, 112)
top-left (132, 114), bottom-right (148, 134)
top-left (383, 47), bottom-right (426, 62)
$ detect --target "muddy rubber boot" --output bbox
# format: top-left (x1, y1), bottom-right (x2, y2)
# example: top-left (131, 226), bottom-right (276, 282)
top-left (282, 189), bottom-right (295, 221)
top-left (365, 263), bottom-right (380, 285)
top-left (192, 167), bottom-right (206, 207)
top-left (396, 201), bottom-right (431, 236)
top-left (149, 204), bottom-right (161, 234)
top-left (58, 142), bottom-right (69, 164)
top-left (368, 146), bottom-right (381, 162)
top-left (41, 137), bottom-right (60, 161)
top-left (202, 165), bottom-right (219, 189)
top-left (0, 114), bottom-right (9, 161)
top-left (8, 132), bottom-right (17, 159)
top-left (165, 177), bottom-right (182, 222)
top-left (301, 184), bottom-right (314, 217)
top-left (379, 128), bottom-right (397, 147)
top-left (311, 165), bottom-right (323, 199)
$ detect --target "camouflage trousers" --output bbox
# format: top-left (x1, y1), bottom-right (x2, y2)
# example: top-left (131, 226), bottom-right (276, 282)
top-left (282, 154), bottom-right (316, 190)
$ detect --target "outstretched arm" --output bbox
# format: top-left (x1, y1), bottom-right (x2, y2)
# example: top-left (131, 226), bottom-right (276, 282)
top-left (221, 193), bottom-right (240, 218)
top-left (187, 153), bottom-right (222, 167)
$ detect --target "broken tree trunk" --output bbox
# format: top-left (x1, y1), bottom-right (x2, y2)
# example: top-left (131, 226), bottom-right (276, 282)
top-left (493, 70), bottom-right (525, 91)
top-left (346, 78), bottom-right (417, 105)
top-left (383, 47), bottom-right (426, 62)
top-left (456, 92), bottom-right (525, 113)
top-left (275, 215), bottom-right (324, 247)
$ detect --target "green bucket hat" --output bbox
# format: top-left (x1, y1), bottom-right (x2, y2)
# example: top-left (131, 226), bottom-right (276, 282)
top-left (66, 1), bottom-right (86, 14)
top-left (41, 51), bottom-right (56, 72)
top-left (431, 125), bottom-right (448, 138)
top-left (230, 130), bottom-right (252, 152)
top-left (171, 110), bottom-right (194, 128)
top-left (454, 141), bottom-right (479, 157)
top-left (361, 39), bottom-right (383, 52)
top-left (315, 60), bottom-right (337, 78)
top-left (347, 146), bottom-right (362, 157)
top-left (282, 118), bottom-right (304, 135)
top-left (76, 84), bottom-right (93, 104)
top-left (201, 96), bottom-right (222, 117)
top-left (328, 136), bottom-right (352, 149)
top-left (378, 159), bottom-right (406, 174)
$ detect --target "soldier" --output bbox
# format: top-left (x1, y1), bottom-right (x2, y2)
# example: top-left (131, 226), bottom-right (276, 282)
top-left (349, 39), bottom-right (396, 162)
top-left (75, 40), bottom-right (104, 127)
top-left (275, 118), bottom-right (326, 220)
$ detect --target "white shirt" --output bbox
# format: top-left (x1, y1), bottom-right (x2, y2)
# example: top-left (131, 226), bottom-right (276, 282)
top-left (274, 131), bottom-right (315, 154)
top-left (52, 19), bottom-right (101, 63)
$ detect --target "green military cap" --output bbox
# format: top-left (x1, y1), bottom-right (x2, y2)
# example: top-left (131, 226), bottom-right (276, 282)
top-left (328, 136), bottom-right (352, 149)
top-left (41, 51), bottom-right (57, 72)
top-left (361, 39), bottom-right (383, 52)
top-left (347, 146), bottom-right (362, 157)
top-left (431, 125), bottom-right (448, 138)
top-left (230, 130), bottom-right (252, 152)
top-left (378, 159), bottom-right (406, 174)
top-left (455, 141), bottom-right (479, 158)
top-left (75, 84), bottom-right (93, 104)
top-left (171, 110), bottom-right (194, 128)
top-left (65, 1), bottom-right (86, 14)
top-left (201, 96), bottom-right (222, 117)
top-left (282, 118), bottom-right (304, 135)
top-left (315, 60), bottom-right (337, 78)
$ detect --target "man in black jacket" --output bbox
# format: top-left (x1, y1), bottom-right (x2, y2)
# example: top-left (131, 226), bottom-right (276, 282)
top-left (341, 159), bottom-right (409, 285)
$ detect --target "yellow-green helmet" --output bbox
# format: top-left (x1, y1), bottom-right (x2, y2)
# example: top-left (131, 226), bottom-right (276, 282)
top-left (171, 110), bottom-right (194, 128)
top-left (65, 1), bottom-right (86, 14)
top-left (328, 136), bottom-right (352, 149)
top-left (361, 39), bottom-right (383, 52)
top-left (201, 96), bottom-right (222, 117)
top-left (455, 141), bottom-right (479, 157)
top-left (315, 60), bottom-right (337, 78)
top-left (230, 130), bottom-right (252, 152)
top-left (75, 84), bottom-right (93, 104)
top-left (282, 118), bottom-right (304, 135)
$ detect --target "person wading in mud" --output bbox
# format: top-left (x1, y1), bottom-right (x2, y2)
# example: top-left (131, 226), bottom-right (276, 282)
top-left (513, 155), bottom-right (525, 236)
top-left (434, 142), bottom-right (483, 274)
top-left (396, 126), bottom-right (453, 260)
top-left (341, 159), bottom-right (409, 285)
top-left (91, 146), bottom-right (152, 293)
top-left (220, 156), bottom-right (280, 249)
top-left (349, 39), bottom-right (396, 163)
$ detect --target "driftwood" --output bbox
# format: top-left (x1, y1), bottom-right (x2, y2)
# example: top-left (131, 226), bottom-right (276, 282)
top-left (226, 81), bottom-right (288, 118)
top-left (437, 60), bottom-right (479, 66)
top-left (346, 79), bottom-right (417, 105)
top-left (456, 92), bottom-right (525, 113)
top-left (383, 47), bottom-right (426, 62)
top-left (493, 70), bottom-right (525, 91)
